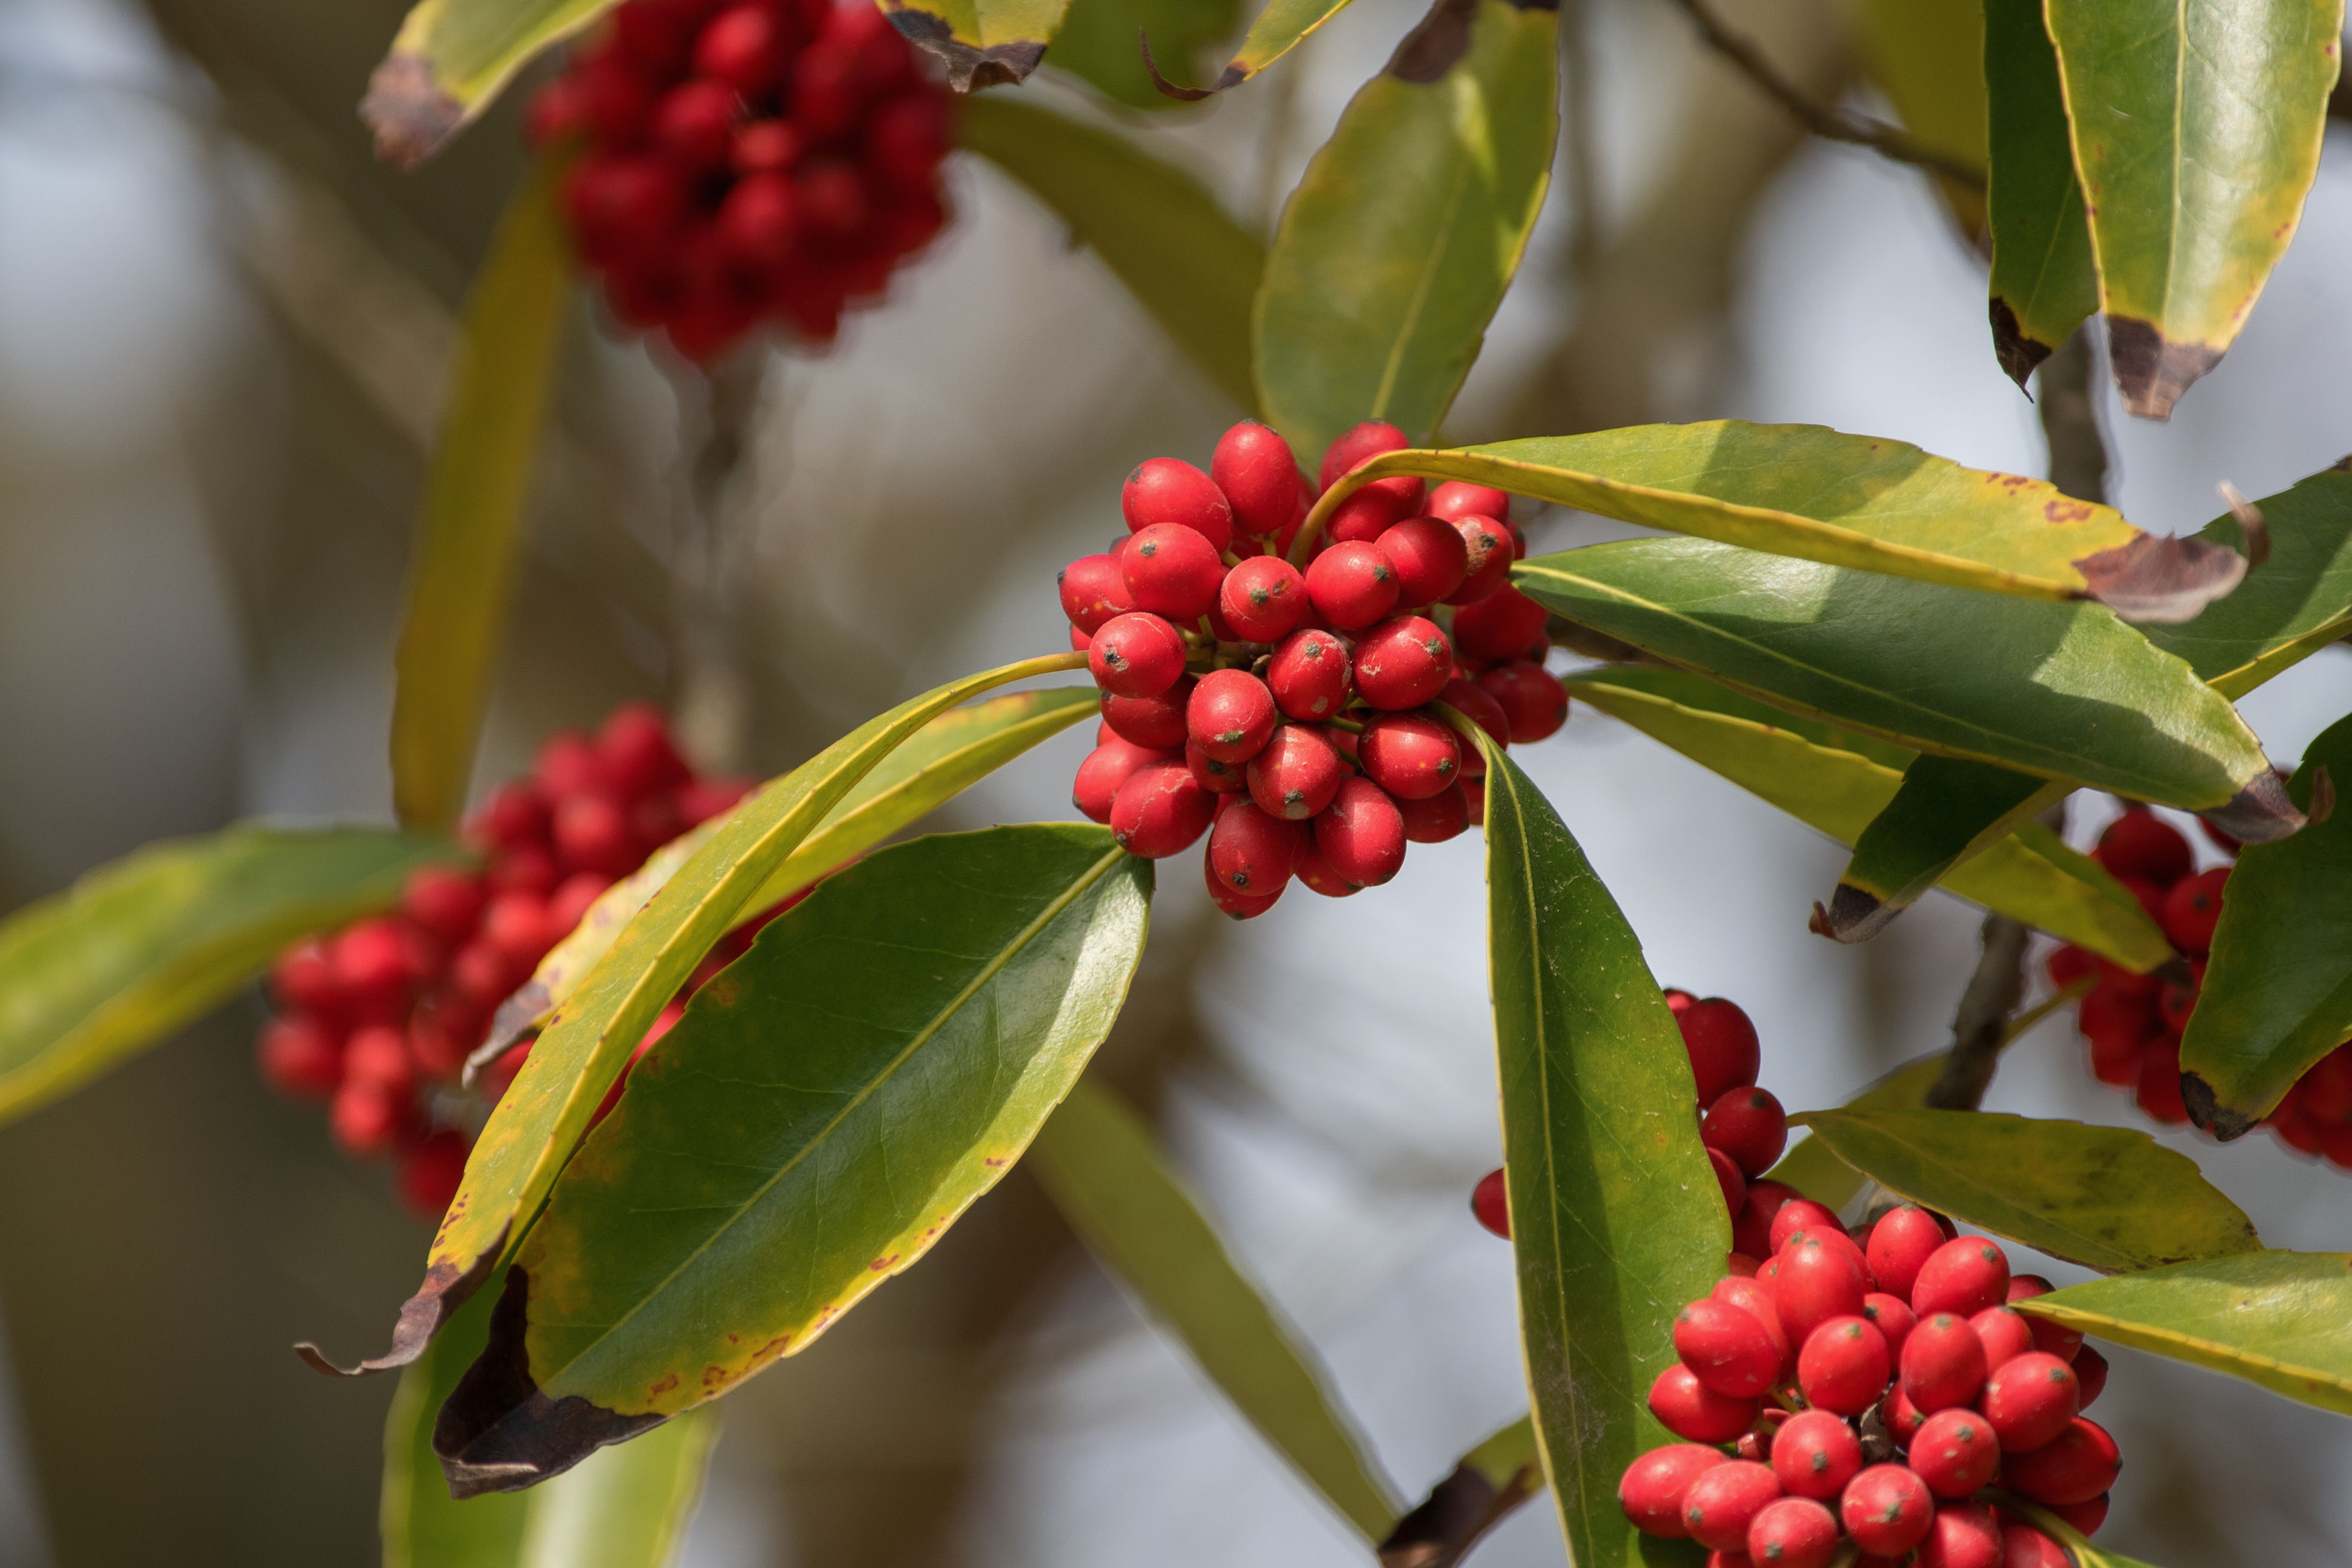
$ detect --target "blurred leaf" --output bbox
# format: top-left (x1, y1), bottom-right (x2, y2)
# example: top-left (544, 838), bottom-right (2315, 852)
top-left (958, 94), bottom-right (1261, 408)
top-left (1049, 0), bottom-right (1240, 107)
top-left (1788, 1108), bottom-right (2261, 1272)
top-left (1148, 0), bottom-right (1365, 97)
top-left (1563, 672), bottom-right (2175, 969)
top-left (1982, 0), bottom-right (2096, 385)
top-left (1476, 738), bottom-right (1725, 1567)
top-left (391, 160), bottom-right (572, 833)
top-left (1027, 1078), bottom-right (1398, 1538)
top-left (0, 826), bottom-right (458, 1128)
top-left (1377, 1416), bottom-right (1541, 1568)
top-left (1517, 540), bottom-right (2296, 838)
top-left (883, 0), bottom-right (1076, 88)
top-left (434, 826), bottom-right (1152, 1493)
top-left (1765, 1053), bottom-right (1950, 1209)
top-left (1855, 0), bottom-right (1988, 232)
top-left (1255, 0), bottom-right (1558, 461)
top-left (1313, 424), bottom-right (2244, 619)
top-left (361, 0), bottom-right (610, 165)
top-left (2043, 0), bottom-right (2341, 418)
top-left (476, 687), bottom-right (1098, 1065)
top-left (2013, 1251), bottom-right (2352, 1416)
top-left (382, 1286), bottom-right (717, 1567)
top-left (2140, 465), bottom-right (2352, 699)
top-left (302, 651), bottom-right (1088, 1380)
top-left (1825, 758), bottom-right (2069, 943)
top-left (2180, 719), bottom-right (2352, 1137)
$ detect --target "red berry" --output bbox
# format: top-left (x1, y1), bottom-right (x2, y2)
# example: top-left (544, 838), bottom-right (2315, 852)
top-left (2157, 975), bottom-right (2198, 1033)
top-left (1323, 479), bottom-right (1417, 544)
top-left (1768, 1200), bottom-right (1842, 1257)
top-left (2000, 1416), bottom-right (2119, 1505)
top-left (2161, 866), bottom-right (2229, 953)
top-left (396, 1129), bottom-right (470, 1220)
top-left (1475, 661), bottom-right (1568, 743)
top-left (1089, 612), bottom-right (1188, 697)
top-left (2002, 1277), bottom-right (2081, 1362)
top-left (1122, 458), bottom-right (1234, 552)
top-left (865, 92), bottom-right (951, 188)
top-left (731, 118), bottom-right (801, 174)
top-left (1296, 843), bottom-right (1362, 897)
top-left (1060, 553), bottom-right (1139, 635)
top-left (1867, 1204), bottom-right (1947, 1304)
top-left (1353, 615), bottom-right (1454, 709)
top-left (1732, 1180), bottom-right (1796, 1261)
top-left (402, 866), bottom-right (486, 947)
top-left (1710, 1147), bottom-right (1748, 1214)
top-left (1123, 524), bottom-right (1226, 622)
top-left (1073, 739), bottom-right (1176, 823)
top-left (1901, 1312), bottom-right (1989, 1412)
top-left (1247, 724), bottom-right (1345, 821)
top-left (1187, 670), bottom-right (1279, 763)
top-left (1772, 1235), bottom-right (1868, 1348)
top-left (1396, 783), bottom-right (1471, 843)
top-left (650, 79), bottom-right (740, 167)
top-left (1446, 515), bottom-right (1515, 604)
top-left (1619, 1444), bottom-right (1726, 1538)
top-left (1770, 1408), bottom-right (1860, 1500)
top-left (795, 160), bottom-right (869, 241)
top-left (1427, 480), bottom-right (1511, 522)
top-left (1470, 1166), bottom-right (1509, 1236)
top-left (2094, 809), bottom-right (2192, 884)
top-left (534, 732), bottom-right (606, 798)
top-left (1999, 1524), bottom-right (2071, 1568)
top-left (258, 1018), bottom-right (344, 1100)
top-left (566, 154), bottom-right (688, 265)
top-left (1100, 679), bottom-right (1193, 749)
top-left (1108, 762), bottom-right (1215, 858)
top-left (1212, 421), bottom-right (1302, 539)
top-left (1840, 1462), bottom-right (1936, 1556)
top-left (555, 792), bottom-right (641, 876)
top-left (1453, 585), bottom-right (1549, 661)
top-left (1912, 1237), bottom-right (2009, 1318)
top-left (344, 1022), bottom-right (415, 1091)
top-left (1797, 1315), bottom-right (1889, 1414)
top-left (1702, 1088), bottom-right (1788, 1176)
top-left (1680, 1460), bottom-right (1783, 1552)
top-left (1358, 713), bottom-right (1462, 800)
top-left (1917, 1503), bottom-right (2002, 1568)
top-left (1675, 1298), bottom-right (1782, 1398)
top-left (1981, 1351), bottom-right (2080, 1453)
top-left (1206, 798), bottom-right (1306, 895)
top-left (2069, 1346), bottom-right (2107, 1408)
top-left (1652, 1362), bottom-right (1760, 1443)
top-left (1679, 998), bottom-right (1762, 1104)
top-left (1202, 852), bottom-right (1282, 920)
top-left (1884, 1383), bottom-right (1929, 1443)
top-left (2047, 944), bottom-right (2096, 988)
top-left (1318, 420), bottom-right (1410, 491)
top-left (1746, 1495), bottom-right (1839, 1568)
top-left (1186, 741), bottom-right (1250, 795)
top-left (1711, 1276), bottom-right (1792, 1369)
top-left (1969, 1305), bottom-right (2034, 1370)
top-left (694, 4), bottom-right (783, 88)
top-left (1266, 629), bottom-right (1353, 721)
top-left (1304, 541), bottom-right (1400, 629)
top-left (1861, 1292), bottom-right (1916, 1359)
top-left (1313, 776), bottom-right (1407, 886)
top-left (270, 939), bottom-right (345, 1018)
top-left (1375, 516), bottom-right (1469, 607)
top-left (1219, 556), bottom-right (1309, 644)
top-left (598, 703), bottom-right (687, 798)
top-left (2135, 1036), bottom-right (2190, 1123)
top-left (2047, 1493), bottom-right (2109, 1536)
top-left (482, 892), bottom-right (556, 967)
top-left (1438, 675), bottom-right (1509, 760)
top-left (330, 1077), bottom-right (411, 1158)
top-left (1910, 1407), bottom-right (1999, 1497)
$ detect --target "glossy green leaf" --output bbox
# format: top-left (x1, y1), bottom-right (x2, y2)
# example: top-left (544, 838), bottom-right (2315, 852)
top-left (1477, 738), bottom-right (1726, 1567)
top-left (1563, 671), bottom-right (2175, 970)
top-left (382, 1285), bottom-right (716, 1568)
top-left (1982, 0), bottom-right (2097, 387)
top-left (1144, 0), bottom-right (1362, 98)
top-left (1051, 0), bottom-right (1239, 108)
top-left (2180, 718), bottom-right (2352, 1137)
top-left (1826, 758), bottom-right (2070, 943)
top-left (1254, 0), bottom-right (1558, 464)
top-left (1788, 1108), bottom-right (2261, 1272)
top-left (0, 826), bottom-right (458, 1128)
top-left (391, 160), bottom-right (572, 832)
top-left (1306, 424), bottom-right (2244, 618)
top-left (1517, 540), bottom-right (2296, 837)
top-left (1377, 1416), bottom-right (1541, 1568)
top-left (881, 0), bottom-right (1074, 89)
top-left (958, 94), bottom-right (1261, 410)
top-left (1855, 0), bottom-right (1988, 232)
top-left (360, 0), bottom-right (610, 165)
top-left (303, 651), bottom-right (1088, 1382)
top-left (2044, 0), bottom-right (2342, 418)
top-left (2140, 464), bottom-right (2352, 699)
top-left (434, 825), bottom-right (1151, 1493)
top-left (2013, 1251), bottom-right (2352, 1416)
top-left (1027, 1077), bottom-right (1398, 1538)
top-left (473, 687), bottom-right (1099, 1068)
top-left (1765, 1054), bottom-right (1949, 1211)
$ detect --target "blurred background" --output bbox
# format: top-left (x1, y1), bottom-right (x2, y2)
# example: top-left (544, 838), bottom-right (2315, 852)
top-left (1, 0), bottom-right (2350, 1560)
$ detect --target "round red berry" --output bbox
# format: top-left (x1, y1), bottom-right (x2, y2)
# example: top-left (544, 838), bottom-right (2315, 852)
top-left (1680, 1459), bottom-right (1783, 1552)
top-left (1901, 1312), bottom-right (1988, 1412)
top-left (1679, 998), bottom-right (1762, 1105)
top-left (1650, 1361), bottom-right (1759, 1443)
top-left (1123, 524), bottom-right (1225, 622)
top-left (1296, 843), bottom-right (1362, 898)
top-left (1395, 783), bottom-right (1471, 843)
top-left (1999, 1417), bottom-right (2119, 1505)
top-left (1453, 584), bottom-right (1549, 661)
top-left (1675, 1298), bottom-right (1782, 1399)
top-left (1619, 1444), bottom-right (1726, 1538)
top-left (482, 892), bottom-right (555, 967)
top-left (2094, 808), bottom-right (2192, 884)
top-left (1376, 516), bottom-right (1469, 607)
top-left (1797, 1315), bottom-right (1889, 1415)
top-left (1866, 1204), bottom-right (1947, 1304)
top-left (1912, 1237), bottom-right (2010, 1318)
top-left (1303, 541), bottom-right (1400, 629)
top-left (1446, 515), bottom-right (1514, 604)
top-left (1089, 612), bottom-right (1188, 698)
top-left (1475, 661), bottom-right (1567, 743)
top-left (1206, 798), bottom-right (1306, 895)
top-left (1732, 1180), bottom-right (1796, 1263)
top-left (2069, 1345), bottom-right (2107, 1408)
top-left (1861, 1292), bottom-right (1916, 1359)
top-left (1327, 480), bottom-right (1421, 544)
top-left (1916, 1502), bottom-right (2002, 1568)
top-left (1211, 421), bottom-right (1301, 539)
top-left (1356, 713), bottom-right (1461, 800)
top-left (1839, 1463), bottom-right (1935, 1556)
top-left (2048, 1493), bottom-right (2109, 1536)
top-left (2004, 1275), bottom-right (2082, 1362)
top-left (1318, 420), bottom-right (1410, 491)
top-left (1246, 724), bottom-right (1345, 822)
top-left (1266, 628), bottom-right (1353, 721)
top-left (1769, 1408), bottom-right (1860, 1500)
top-left (1312, 776), bottom-right (1407, 886)
top-left (330, 1077), bottom-right (411, 1158)
top-left (1186, 741), bottom-right (1250, 795)
top-left (1702, 1087), bottom-right (1788, 1175)
top-left (1108, 762), bottom-right (1215, 858)
top-left (1073, 739), bottom-right (1176, 823)
top-left (1968, 1305), bottom-right (2034, 1371)
top-left (1200, 852), bottom-right (1281, 919)
top-left (1999, 1524), bottom-right (2071, 1568)
top-left (2161, 865), bottom-right (2229, 953)
top-left (1469, 1166), bottom-right (1508, 1236)
top-left (1427, 480), bottom-right (1511, 522)
top-left (1353, 615), bottom-right (1454, 709)
top-left (1746, 1494), bottom-right (1839, 1568)
top-left (1060, 552), bottom-right (1136, 633)
top-left (1768, 1199), bottom-right (1842, 1257)
top-left (1773, 1236), bottom-right (1869, 1348)
top-left (258, 1018), bottom-right (344, 1101)
top-left (555, 792), bottom-right (641, 876)
top-left (1711, 1275), bottom-right (1790, 1364)
top-left (1709, 1147), bottom-right (1748, 1214)
top-left (1438, 675), bottom-right (1509, 760)
top-left (1910, 1407), bottom-right (1999, 1497)
top-left (1980, 1350), bottom-right (2080, 1453)
top-left (1101, 678), bottom-right (1194, 749)
top-left (1217, 557), bottom-right (1306, 644)
top-left (2134, 1036), bottom-right (2191, 1123)
top-left (694, 4), bottom-right (783, 88)
top-left (1122, 458), bottom-right (1233, 552)
top-left (1187, 670), bottom-right (1278, 763)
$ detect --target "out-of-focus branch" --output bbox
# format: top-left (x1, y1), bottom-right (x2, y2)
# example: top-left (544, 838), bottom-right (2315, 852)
top-left (1924, 913), bottom-right (2032, 1111)
top-left (2036, 329), bottom-right (2108, 506)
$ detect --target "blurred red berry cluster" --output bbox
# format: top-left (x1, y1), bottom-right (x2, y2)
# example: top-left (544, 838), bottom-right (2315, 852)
top-left (528, 0), bottom-right (954, 359)
top-left (1062, 417), bottom-right (1569, 917)
top-left (256, 705), bottom-right (758, 1218)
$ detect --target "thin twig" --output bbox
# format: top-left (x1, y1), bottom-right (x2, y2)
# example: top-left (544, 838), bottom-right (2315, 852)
top-left (1668, 0), bottom-right (1987, 191)
top-left (2037, 329), bottom-right (2108, 502)
top-left (1924, 914), bottom-right (2033, 1111)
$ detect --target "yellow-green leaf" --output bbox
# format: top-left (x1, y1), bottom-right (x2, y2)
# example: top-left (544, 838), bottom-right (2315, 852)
top-left (362, 0), bottom-right (610, 167)
top-left (2140, 464), bottom-right (2352, 699)
top-left (1982, 0), bottom-right (2096, 385)
top-left (881, 0), bottom-right (1073, 88)
top-left (1764, 1053), bottom-right (1950, 1211)
top-left (1824, 758), bottom-right (2072, 944)
top-left (1254, 0), bottom-right (1558, 463)
top-left (1788, 1108), bottom-right (2262, 1272)
top-left (1377, 1416), bottom-right (1541, 1568)
top-left (1027, 1077), bottom-right (1399, 1538)
top-left (390, 160), bottom-right (572, 832)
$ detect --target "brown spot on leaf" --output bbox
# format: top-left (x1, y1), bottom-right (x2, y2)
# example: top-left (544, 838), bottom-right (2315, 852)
top-left (1141, 32), bottom-right (1247, 100)
top-left (295, 1224), bottom-right (509, 1377)
top-left (2042, 498), bottom-right (2094, 524)
top-left (650, 1373), bottom-right (679, 1396)
top-left (2074, 532), bottom-right (2247, 623)
top-left (983, 1157), bottom-right (1007, 1168)
top-left (869, 1254), bottom-right (899, 1272)
top-left (701, 1365), bottom-right (731, 1389)
top-left (1387, 0), bottom-right (1481, 81)
top-left (467, 981), bottom-right (552, 1084)
top-left (881, 7), bottom-right (1045, 90)
top-left (2180, 1072), bottom-right (2257, 1141)
top-left (2202, 768), bottom-right (2306, 846)
top-left (2105, 316), bottom-right (2224, 420)
top-left (1378, 1457), bottom-right (1540, 1568)
top-left (1989, 298), bottom-right (2055, 391)
top-left (359, 51), bottom-right (464, 170)
top-left (1817, 883), bottom-right (1897, 944)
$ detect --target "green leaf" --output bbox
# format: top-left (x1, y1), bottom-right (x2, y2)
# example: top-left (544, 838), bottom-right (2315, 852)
top-left (360, 0), bottom-right (610, 165)
top-left (882, 0), bottom-right (1076, 88)
top-left (1982, 0), bottom-right (2097, 387)
top-left (390, 160), bottom-right (572, 833)
top-left (302, 651), bottom-right (1088, 1382)
top-left (1050, 0), bottom-right (1240, 108)
top-left (1377, 1416), bottom-right (1542, 1568)
top-left (1476, 739), bottom-right (1726, 1567)
top-left (382, 1285), bottom-right (717, 1568)
top-left (1143, 0), bottom-right (1363, 97)
top-left (1254, 0), bottom-right (1558, 463)
top-left (1026, 1078), bottom-right (1398, 1538)
top-left (1855, 0), bottom-right (1989, 232)
top-left (1563, 670), bottom-right (2176, 970)
top-left (1517, 539), bottom-right (2298, 838)
top-left (2180, 718), bottom-right (2352, 1138)
top-left (432, 825), bottom-right (1151, 1493)
top-left (958, 94), bottom-right (1261, 410)
top-left (1787, 1108), bottom-right (2262, 1273)
top-left (0, 826), bottom-right (459, 1128)
top-left (2043, 0), bottom-right (2343, 418)
top-left (2140, 464), bottom-right (2352, 699)
top-left (1764, 1054), bottom-right (1950, 1211)
top-left (1824, 758), bottom-right (2070, 943)
top-left (2011, 1251), bottom-right (2352, 1417)
top-left (474, 687), bottom-right (1099, 1067)
top-left (1306, 424), bottom-right (2244, 619)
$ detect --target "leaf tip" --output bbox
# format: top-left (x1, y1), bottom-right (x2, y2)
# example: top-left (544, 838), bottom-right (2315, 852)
top-left (1987, 298), bottom-right (2053, 394)
top-left (295, 1229), bottom-right (509, 1377)
top-left (2179, 1071), bottom-right (2258, 1143)
top-left (1814, 884), bottom-right (1896, 944)
top-left (2073, 532), bottom-right (2247, 623)
top-left (2105, 316), bottom-right (2224, 422)
top-left (883, 6), bottom-right (1045, 90)
top-left (2203, 769), bottom-right (2307, 846)
top-left (359, 51), bottom-right (464, 170)
top-left (1137, 29), bottom-right (1239, 99)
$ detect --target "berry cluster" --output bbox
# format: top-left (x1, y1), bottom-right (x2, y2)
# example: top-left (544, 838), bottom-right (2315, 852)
top-left (1062, 418), bottom-right (1570, 917)
top-left (1623, 1209), bottom-right (2118, 1567)
top-left (527, 0), bottom-right (953, 360)
top-left (255, 706), bottom-right (760, 1217)
top-left (2050, 806), bottom-right (2352, 1164)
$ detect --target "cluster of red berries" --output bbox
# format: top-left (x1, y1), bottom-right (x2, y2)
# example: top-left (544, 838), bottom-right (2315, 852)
top-left (1061, 418), bottom-right (1570, 917)
top-left (1622, 1207), bottom-right (2118, 1567)
top-left (2050, 806), bottom-right (2352, 1163)
top-left (527, 0), bottom-right (953, 359)
top-left (255, 706), bottom-right (758, 1217)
